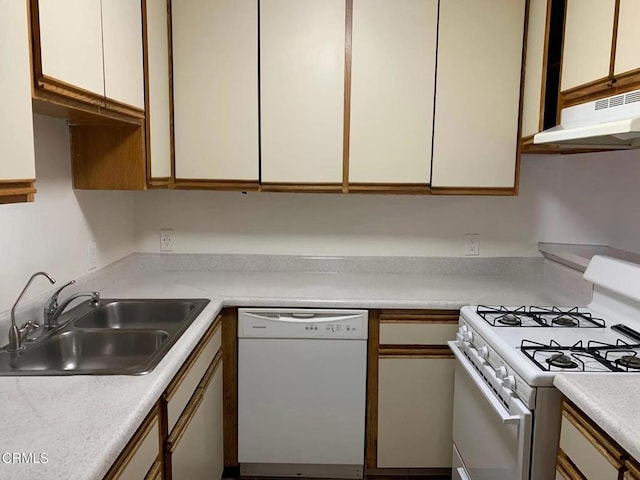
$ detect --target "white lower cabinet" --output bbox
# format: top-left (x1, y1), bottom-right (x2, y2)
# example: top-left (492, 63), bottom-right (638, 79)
top-left (168, 360), bottom-right (224, 480)
top-left (377, 357), bottom-right (456, 468)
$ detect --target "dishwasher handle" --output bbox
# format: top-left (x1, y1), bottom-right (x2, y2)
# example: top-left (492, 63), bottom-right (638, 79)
top-left (242, 310), bottom-right (366, 324)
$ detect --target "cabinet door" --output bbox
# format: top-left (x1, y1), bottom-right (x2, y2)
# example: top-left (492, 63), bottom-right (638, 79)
top-left (170, 361), bottom-right (224, 480)
top-left (377, 357), bottom-right (455, 468)
top-left (0, 0), bottom-right (36, 191)
top-left (260, 0), bottom-right (345, 184)
top-left (521, 0), bottom-right (549, 138)
top-left (37, 0), bottom-right (104, 96)
top-left (146, 0), bottom-right (172, 180)
top-left (431, 0), bottom-right (525, 189)
top-left (561, 0), bottom-right (616, 92)
top-left (349, 0), bottom-right (437, 185)
top-left (102, 0), bottom-right (145, 109)
top-left (614, 0), bottom-right (640, 77)
top-left (172, 0), bottom-right (258, 182)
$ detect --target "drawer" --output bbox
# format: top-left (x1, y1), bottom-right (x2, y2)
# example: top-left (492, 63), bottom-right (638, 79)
top-left (165, 317), bottom-right (222, 432)
top-left (379, 322), bottom-right (458, 345)
top-left (106, 410), bottom-right (160, 480)
top-left (379, 310), bottom-right (458, 346)
top-left (559, 411), bottom-right (623, 480)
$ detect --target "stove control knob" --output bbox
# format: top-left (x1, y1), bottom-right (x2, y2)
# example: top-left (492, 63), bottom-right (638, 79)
top-left (477, 346), bottom-right (489, 360)
top-left (462, 330), bottom-right (473, 342)
top-left (458, 325), bottom-right (468, 335)
top-left (495, 366), bottom-right (508, 380)
top-left (503, 375), bottom-right (516, 391)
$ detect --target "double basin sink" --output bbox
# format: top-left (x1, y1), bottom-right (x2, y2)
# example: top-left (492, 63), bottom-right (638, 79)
top-left (0, 299), bottom-right (210, 375)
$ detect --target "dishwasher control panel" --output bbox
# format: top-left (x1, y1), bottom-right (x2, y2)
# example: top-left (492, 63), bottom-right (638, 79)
top-left (238, 308), bottom-right (368, 339)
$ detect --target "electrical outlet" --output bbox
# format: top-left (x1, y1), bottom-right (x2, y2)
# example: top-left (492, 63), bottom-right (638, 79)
top-left (160, 229), bottom-right (174, 252)
top-left (465, 234), bottom-right (480, 256)
top-left (87, 241), bottom-right (97, 270)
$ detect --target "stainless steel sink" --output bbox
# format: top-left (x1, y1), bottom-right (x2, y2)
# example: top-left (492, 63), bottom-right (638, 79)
top-left (74, 300), bottom-right (200, 331)
top-left (0, 298), bottom-right (210, 375)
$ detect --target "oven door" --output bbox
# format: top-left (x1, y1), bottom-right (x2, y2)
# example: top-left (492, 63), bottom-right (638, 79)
top-left (449, 342), bottom-right (532, 480)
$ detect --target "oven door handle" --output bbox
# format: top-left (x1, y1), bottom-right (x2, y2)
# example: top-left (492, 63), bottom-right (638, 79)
top-left (449, 341), bottom-right (521, 425)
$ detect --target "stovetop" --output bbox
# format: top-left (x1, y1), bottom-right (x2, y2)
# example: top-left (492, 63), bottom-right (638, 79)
top-left (459, 303), bottom-right (640, 387)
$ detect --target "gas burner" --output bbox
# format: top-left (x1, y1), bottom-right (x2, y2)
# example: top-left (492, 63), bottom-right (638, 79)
top-left (546, 353), bottom-right (578, 369)
top-left (615, 355), bottom-right (640, 370)
top-left (552, 316), bottom-right (579, 327)
top-left (497, 314), bottom-right (521, 326)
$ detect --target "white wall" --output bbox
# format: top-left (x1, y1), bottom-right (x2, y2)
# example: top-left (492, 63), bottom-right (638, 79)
top-left (133, 150), bottom-right (640, 257)
top-left (0, 115), bottom-right (135, 311)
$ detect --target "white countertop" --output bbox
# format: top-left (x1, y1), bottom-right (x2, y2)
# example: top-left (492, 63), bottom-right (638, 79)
top-left (0, 264), bottom-right (588, 480)
top-left (554, 374), bottom-right (640, 462)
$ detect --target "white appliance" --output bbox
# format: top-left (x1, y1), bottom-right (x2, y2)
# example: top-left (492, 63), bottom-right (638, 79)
top-left (533, 87), bottom-right (640, 148)
top-left (450, 255), bottom-right (640, 480)
top-left (237, 308), bottom-right (368, 479)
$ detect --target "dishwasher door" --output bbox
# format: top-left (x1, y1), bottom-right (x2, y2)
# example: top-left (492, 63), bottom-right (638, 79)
top-left (238, 308), bottom-right (368, 479)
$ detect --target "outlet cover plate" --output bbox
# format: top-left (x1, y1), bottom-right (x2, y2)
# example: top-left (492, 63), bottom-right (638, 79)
top-left (160, 229), bottom-right (174, 252)
top-left (465, 234), bottom-right (480, 256)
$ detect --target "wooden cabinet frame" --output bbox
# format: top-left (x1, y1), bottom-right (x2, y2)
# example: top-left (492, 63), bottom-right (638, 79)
top-left (366, 309), bottom-right (458, 476)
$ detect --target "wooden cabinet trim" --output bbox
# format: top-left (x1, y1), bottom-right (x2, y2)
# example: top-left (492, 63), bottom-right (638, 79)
top-left (260, 183), bottom-right (344, 194)
top-left (167, 389), bottom-right (204, 451)
top-left (144, 459), bottom-right (163, 480)
top-left (379, 310), bottom-right (459, 323)
top-left (365, 309), bottom-right (380, 469)
top-left (222, 308), bottom-right (239, 467)
top-left (609, 0), bottom-right (621, 79)
top-left (0, 180), bottom-right (36, 201)
top-left (563, 401), bottom-right (627, 468)
top-left (342, 0), bottom-right (353, 192)
top-left (625, 459), bottom-right (640, 479)
top-left (348, 183), bottom-right (431, 195)
top-left (557, 448), bottom-right (588, 480)
top-left (430, 187), bottom-right (517, 196)
top-left (165, 315), bottom-right (222, 401)
top-left (104, 405), bottom-right (160, 480)
top-left (378, 345), bottom-right (454, 359)
top-left (174, 179), bottom-right (260, 191)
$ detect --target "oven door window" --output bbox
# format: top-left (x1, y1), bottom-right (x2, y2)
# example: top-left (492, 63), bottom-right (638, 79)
top-left (452, 358), bottom-right (532, 480)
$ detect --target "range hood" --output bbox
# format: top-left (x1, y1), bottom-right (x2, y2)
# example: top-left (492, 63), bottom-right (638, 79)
top-left (533, 88), bottom-right (640, 149)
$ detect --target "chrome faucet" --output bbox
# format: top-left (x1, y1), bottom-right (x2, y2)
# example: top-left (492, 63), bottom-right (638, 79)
top-left (44, 280), bottom-right (100, 327)
top-left (8, 272), bottom-right (56, 352)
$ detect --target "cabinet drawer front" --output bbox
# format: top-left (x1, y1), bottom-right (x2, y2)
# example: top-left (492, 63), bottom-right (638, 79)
top-left (110, 416), bottom-right (159, 480)
top-left (380, 322), bottom-right (458, 345)
top-left (167, 322), bottom-right (222, 432)
top-left (560, 415), bottom-right (620, 480)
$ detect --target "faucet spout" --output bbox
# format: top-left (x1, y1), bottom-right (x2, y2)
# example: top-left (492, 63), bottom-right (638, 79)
top-left (8, 272), bottom-right (56, 352)
top-left (46, 291), bottom-right (100, 327)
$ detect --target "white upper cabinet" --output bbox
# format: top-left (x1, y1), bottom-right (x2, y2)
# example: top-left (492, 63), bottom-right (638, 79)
top-left (260, 0), bottom-right (346, 184)
top-left (431, 0), bottom-right (525, 189)
top-left (349, 0), bottom-right (437, 185)
top-left (38, 0), bottom-right (104, 96)
top-left (101, 0), bottom-right (145, 109)
top-left (561, 0), bottom-right (616, 91)
top-left (0, 0), bottom-right (36, 182)
top-left (146, 0), bottom-right (172, 179)
top-left (172, 0), bottom-right (259, 181)
top-left (521, 0), bottom-right (548, 138)
top-left (614, 0), bottom-right (640, 77)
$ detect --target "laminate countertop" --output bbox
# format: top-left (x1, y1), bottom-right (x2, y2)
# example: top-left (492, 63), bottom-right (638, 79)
top-left (0, 256), bottom-right (590, 480)
top-left (554, 374), bottom-right (640, 462)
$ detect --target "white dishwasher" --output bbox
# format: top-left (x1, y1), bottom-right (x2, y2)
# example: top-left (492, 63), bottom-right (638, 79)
top-left (238, 308), bottom-right (368, 479)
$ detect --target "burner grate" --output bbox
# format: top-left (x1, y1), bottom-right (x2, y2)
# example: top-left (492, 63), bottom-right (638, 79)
top-left (476, 305), bottom-right (606, 328)
top-left (521, 338), bottom-right (640, 372)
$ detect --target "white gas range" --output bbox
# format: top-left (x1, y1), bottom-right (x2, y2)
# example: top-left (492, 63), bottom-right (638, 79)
top-left (449, 255), bottom-right (640, 480)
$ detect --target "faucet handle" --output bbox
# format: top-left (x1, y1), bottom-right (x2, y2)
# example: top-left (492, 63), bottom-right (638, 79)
top-left (46, 280), bottom-right (76, 314)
